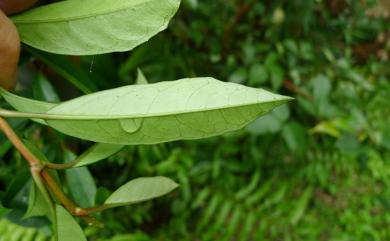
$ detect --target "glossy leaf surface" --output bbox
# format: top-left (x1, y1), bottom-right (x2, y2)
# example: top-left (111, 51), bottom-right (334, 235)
top-left (12, 0), bottom-right (181, 55)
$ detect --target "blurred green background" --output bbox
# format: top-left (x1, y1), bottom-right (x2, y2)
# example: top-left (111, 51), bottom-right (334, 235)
top-left (1, 0), bottom-right (389, 240)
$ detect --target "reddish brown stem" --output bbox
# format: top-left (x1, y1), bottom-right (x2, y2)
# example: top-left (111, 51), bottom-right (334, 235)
top-left (41, 170), bottom-right (104, 227)
top-left (0, 117), bottom-right (40, 167)
top-left (0, 116), bottom-right (103, 227)
top-left (41, 170), bottom-right (88, 216)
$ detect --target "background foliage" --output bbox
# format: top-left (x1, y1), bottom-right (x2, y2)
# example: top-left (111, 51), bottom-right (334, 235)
top-left (1, 0), bottom-right (389, 240)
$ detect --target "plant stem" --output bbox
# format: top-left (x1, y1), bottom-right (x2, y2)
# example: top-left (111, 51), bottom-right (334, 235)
top-left (83, 205), bottom-right (111, 213)
top-left (40, 170), bottom-right (88, 216)
top-left (0, 117), bottom-right (40, 167)
top-left (45, 157), bottom-right (82, 170)
top-left (0, 116), bottom-right (104, 227)
top-left (0, 117), bottom-right (102, 224)
top-left (40, 169), bottom-right (104, 227)
top-left (0, 116), bottom-right (60, 236)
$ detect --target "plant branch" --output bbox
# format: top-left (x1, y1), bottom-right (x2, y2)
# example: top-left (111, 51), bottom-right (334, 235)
top-left (0, 116), bottom-right (40, 167)
top-left (45, 157), bottom-right (82, 170)
top-left (0, 116), bottom-right (103, 227)
top-left (40, 170), bottom-right (88, 216)
top-left (83, 205), bottom-right (111, 214)
top-left (40, 169), bottom-right (104, 227)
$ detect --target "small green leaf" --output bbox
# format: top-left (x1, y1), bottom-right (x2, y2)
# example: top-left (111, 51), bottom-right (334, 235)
top-left (56, 205), bottom-right (87, 241)
top-left (24, 183), bottom-right (50, 219)
top-left (136, 69), bottom-right (149, 85)
top-left (104, 177), bottom-right (178, 208)
top-left (12, 0), bottom-right (181, 55)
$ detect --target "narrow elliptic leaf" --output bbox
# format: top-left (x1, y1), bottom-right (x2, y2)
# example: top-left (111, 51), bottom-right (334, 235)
top-left (11, 0), bottom-right (181, 55)
top-left (56, 205), bottom-right (87, 241)
top-left (104, 177), bottom-right (178, 208)
top-left (74, 143), bottom-right (124, 167)
top-left (136, 69), bottom-right (148, 85)
top-left (24, 183), bottom-right (50, 219)
top-left (42, 77), bottom-right (292, 145)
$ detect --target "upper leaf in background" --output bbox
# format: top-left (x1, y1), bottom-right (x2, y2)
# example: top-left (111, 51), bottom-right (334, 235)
top-left (35, 78), bottom-right (291, 145)
top-left (11, 0), bottom-right (181, 55)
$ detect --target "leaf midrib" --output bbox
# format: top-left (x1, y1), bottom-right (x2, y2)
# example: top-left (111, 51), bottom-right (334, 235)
top-left (39, 98), bottom-right (292, 120)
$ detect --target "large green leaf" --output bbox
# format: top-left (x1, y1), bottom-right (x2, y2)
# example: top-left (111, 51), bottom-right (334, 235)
top-left (55, 205), bottom-right (87, 241)
top-left (104, 177), bottom-right (178, 208)
top-left (12, 0), bottom-right (181, 55)
top-left (42, 78), bottom-right (291, 144)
